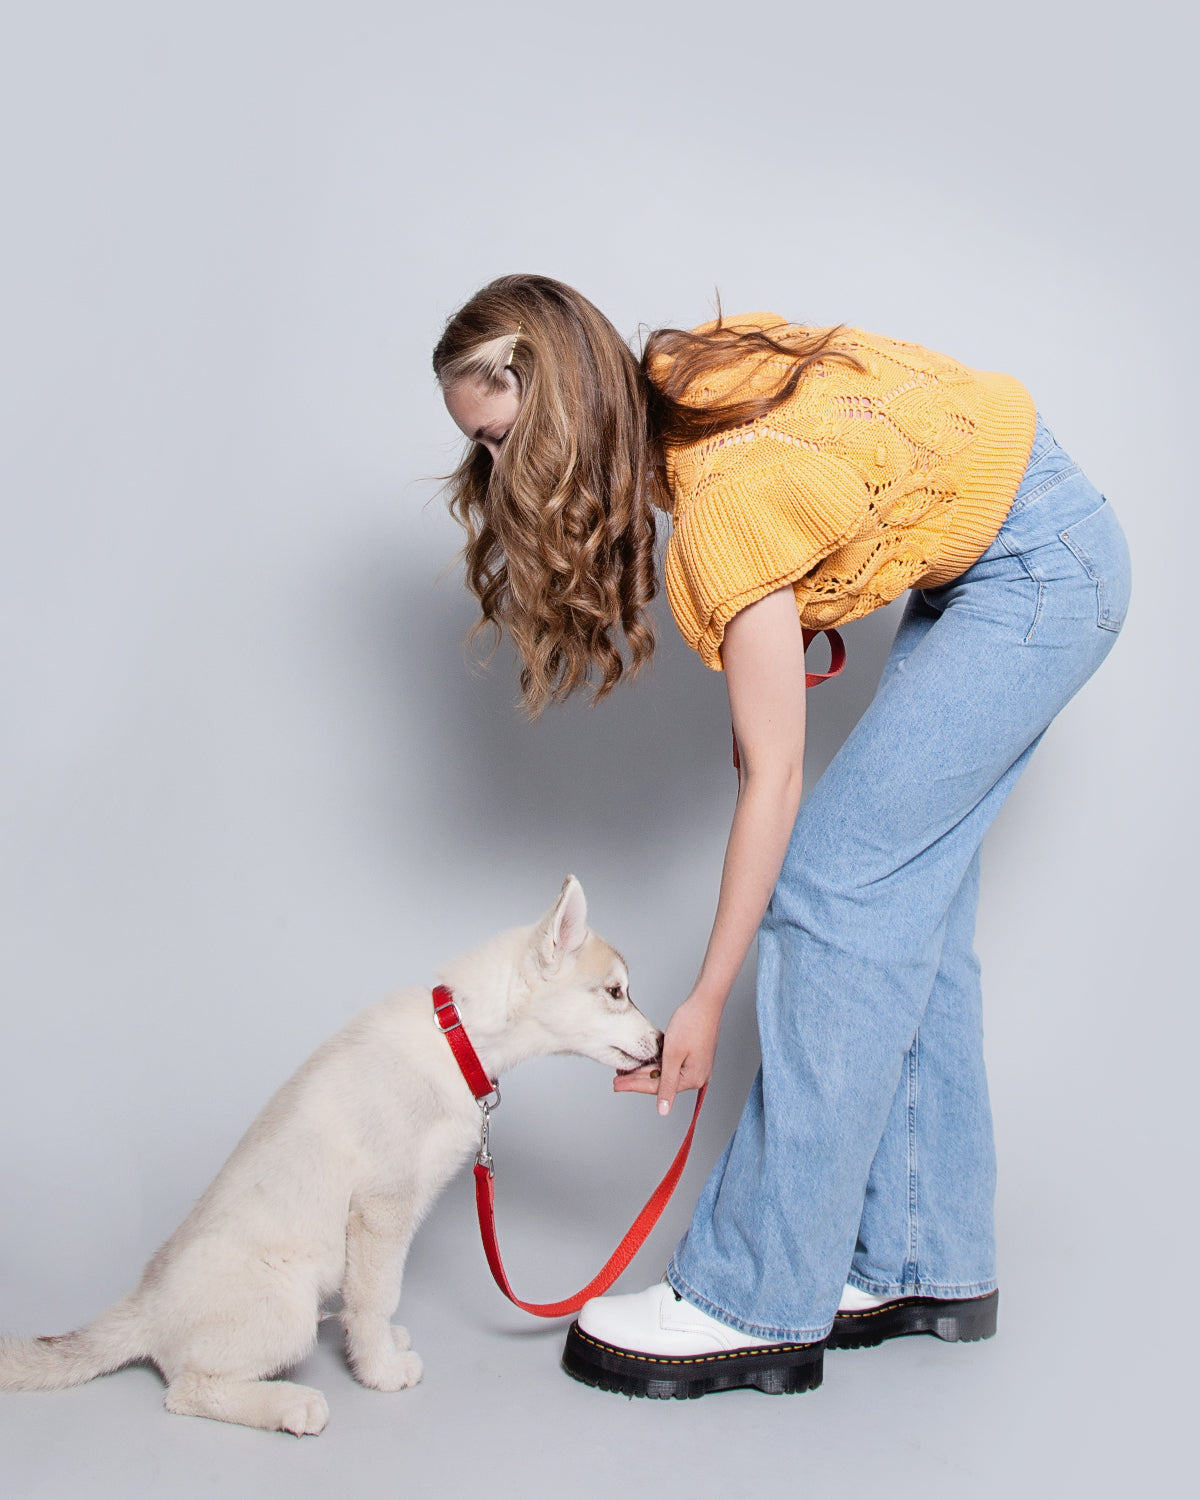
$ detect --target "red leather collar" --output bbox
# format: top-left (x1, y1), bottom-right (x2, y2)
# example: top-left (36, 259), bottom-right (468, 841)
top-left (432, 985), bottom-right (499, 1105)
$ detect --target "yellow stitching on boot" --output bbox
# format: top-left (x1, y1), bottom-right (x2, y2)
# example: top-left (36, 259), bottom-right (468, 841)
top-left (836, 1294), bottom-right (992, 1322)
top-left (573, 1329), bottom-right (819, 1366)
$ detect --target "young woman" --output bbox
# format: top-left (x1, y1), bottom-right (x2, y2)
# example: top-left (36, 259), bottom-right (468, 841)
top-left (433, 274), bottom-right (1130, 1400)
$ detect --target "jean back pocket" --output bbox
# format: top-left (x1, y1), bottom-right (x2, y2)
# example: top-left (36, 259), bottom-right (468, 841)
top-left (1058, 500), bottom-right (1131, 633)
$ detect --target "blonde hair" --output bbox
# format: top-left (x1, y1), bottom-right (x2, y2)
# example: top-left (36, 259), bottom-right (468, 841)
top-left (434, 275), bottom-right (858, 714)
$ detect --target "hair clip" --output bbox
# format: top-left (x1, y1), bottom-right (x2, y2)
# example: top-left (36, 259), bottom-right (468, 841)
top-left (505, 323), bottom-right (522, 367)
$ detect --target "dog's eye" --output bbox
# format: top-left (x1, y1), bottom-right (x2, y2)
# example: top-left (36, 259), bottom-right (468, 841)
top-left (606, 984), bottom-right (625, 1000)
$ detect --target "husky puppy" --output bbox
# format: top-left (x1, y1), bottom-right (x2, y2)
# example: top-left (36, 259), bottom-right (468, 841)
top-left (0, 876), bottom-right (660, 1435)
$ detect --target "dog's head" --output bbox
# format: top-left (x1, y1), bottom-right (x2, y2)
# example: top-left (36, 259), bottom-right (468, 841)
top-left (518, 876), bottom-right (662, 1074)
top-left (441, 876), bottom-right (662, 1077)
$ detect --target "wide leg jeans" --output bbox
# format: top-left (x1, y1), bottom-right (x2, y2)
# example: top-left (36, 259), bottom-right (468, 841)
top-left (667, 418), bottom-right (1132, 1342)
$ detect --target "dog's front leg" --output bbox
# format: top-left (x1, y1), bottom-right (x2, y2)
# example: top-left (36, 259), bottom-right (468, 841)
top-left (341, 1193), bottom-right (424, 1392)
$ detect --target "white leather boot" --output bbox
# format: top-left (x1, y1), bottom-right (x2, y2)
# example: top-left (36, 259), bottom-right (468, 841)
top-left (577, 1282), bottom-right (778, 1356)
top-left (837, 1283), bottom-right (891, 1312)
top-left (563, 1282), bottom-right (825, 1400)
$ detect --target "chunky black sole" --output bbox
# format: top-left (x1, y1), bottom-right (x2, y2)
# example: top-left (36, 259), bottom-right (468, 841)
top-left (826, 1290), bottom-right (998, 1350)
top-left (562, 1322), bottom-right (824, 1400)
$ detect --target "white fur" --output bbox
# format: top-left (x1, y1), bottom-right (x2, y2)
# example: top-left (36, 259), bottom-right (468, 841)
top-left (0, 877), bottom-right (660, 1436)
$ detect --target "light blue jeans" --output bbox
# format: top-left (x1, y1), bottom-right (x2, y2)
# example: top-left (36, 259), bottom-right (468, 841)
top-left (668, 417), bottom-right (1132, 1341)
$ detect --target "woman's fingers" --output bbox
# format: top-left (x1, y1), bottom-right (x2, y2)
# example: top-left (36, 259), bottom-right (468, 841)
top-left (656, 1037), bottom-right (687, 1116)
top-left (612, 1062), bottom-right (661, 1095)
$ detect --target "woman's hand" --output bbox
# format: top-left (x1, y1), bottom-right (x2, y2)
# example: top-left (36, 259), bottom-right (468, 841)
top-left (613, 992), bottom-right (723, 1114)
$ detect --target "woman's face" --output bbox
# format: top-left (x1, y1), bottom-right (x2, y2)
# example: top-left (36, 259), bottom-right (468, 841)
top-left (443, 372), bottom-right (522, 461)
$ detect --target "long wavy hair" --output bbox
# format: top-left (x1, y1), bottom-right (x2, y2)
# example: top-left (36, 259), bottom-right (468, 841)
top-left (433, 274), bottom-right (857, 714)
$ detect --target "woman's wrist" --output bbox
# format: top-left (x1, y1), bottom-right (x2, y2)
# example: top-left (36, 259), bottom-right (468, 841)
top-left (685, 980), bottom-right (731, 1018)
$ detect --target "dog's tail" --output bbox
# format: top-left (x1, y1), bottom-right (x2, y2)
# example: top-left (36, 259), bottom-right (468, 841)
top-left (0, 1295), bottom-right (147, 1391)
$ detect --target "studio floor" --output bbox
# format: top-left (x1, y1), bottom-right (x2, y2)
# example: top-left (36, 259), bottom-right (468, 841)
top-left (1, 1181), bottom-right (1182, 1500)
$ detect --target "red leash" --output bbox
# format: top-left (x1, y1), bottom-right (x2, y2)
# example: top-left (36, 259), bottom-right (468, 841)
top-left (433, 984), bottom-right (705, 1318)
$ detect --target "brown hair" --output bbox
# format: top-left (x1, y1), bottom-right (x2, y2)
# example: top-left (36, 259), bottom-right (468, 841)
top-left (433, 275), bottom-right (858, 714)
top-left (641, 314), bottom-right (861, 447)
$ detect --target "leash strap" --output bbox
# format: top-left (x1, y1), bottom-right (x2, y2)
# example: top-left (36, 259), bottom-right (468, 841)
top-left (472, 1088), bottom-right (705, 1318)
top-left (733, 626), bottom-right (845, 774)
top-left (433, 984), bottom-right (705, 1319)
top-left (801, 626), bottom-right (846, 688)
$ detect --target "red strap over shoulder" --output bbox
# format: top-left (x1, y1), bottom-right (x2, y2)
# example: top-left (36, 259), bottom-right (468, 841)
top-left (801, 627), bottom-right (846, 687)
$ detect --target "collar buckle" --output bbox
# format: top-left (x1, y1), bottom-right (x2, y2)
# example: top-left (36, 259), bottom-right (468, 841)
top-left (433, 994), bottom-right (463, 1034)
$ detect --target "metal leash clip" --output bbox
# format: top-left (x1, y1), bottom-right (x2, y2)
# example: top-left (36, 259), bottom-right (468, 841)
top-left (476, 1085), bottom-right (500, 1172)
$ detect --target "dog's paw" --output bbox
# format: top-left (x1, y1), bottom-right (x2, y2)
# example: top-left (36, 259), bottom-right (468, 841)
top-left (352, 1341), bottom-right (424, 1393)
top-left (345, 1318), bottom-right (423, 1391)
top-left (277, 1385), bottom-right (330, 1437)
top-left (165, 1374), bottom-right (330, 1436)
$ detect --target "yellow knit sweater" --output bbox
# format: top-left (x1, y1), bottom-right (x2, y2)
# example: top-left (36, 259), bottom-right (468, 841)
top-left (662, 315), bottom-right (1037, 669)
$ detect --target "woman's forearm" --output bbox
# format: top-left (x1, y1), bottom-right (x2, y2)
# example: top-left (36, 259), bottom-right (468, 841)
top-left (615, 761), bottom-right (806, 1109)
top-left (689, 585), bottom-right (812, 1014)
top-left (691, 764), bottom-right (804, 1014)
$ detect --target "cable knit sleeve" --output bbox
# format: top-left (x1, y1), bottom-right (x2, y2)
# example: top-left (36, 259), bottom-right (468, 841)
top-left (665, 446), bottom-right (875, 669)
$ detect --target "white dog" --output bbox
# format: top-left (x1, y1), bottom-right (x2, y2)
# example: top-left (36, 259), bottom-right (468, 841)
top-left (0, 877), bottom-right (660, 1435)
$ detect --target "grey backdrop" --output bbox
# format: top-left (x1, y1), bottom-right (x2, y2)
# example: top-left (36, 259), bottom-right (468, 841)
top-left (1, 2), bottom-right (1194, 1497)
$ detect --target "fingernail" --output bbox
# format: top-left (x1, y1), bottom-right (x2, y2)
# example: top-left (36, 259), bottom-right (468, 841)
top-left (658, 1099), bottom-right (670, 1116)
top-left (649, 1069), bottom-right (661, 1079)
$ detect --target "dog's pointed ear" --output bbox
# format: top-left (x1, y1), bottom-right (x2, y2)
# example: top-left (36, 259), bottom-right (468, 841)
top-left (535, 875), bottom-right (589, 972)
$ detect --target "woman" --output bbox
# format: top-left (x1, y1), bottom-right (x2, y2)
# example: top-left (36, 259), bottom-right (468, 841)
top-left (433, 274), bottom-right (1130, 1399)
